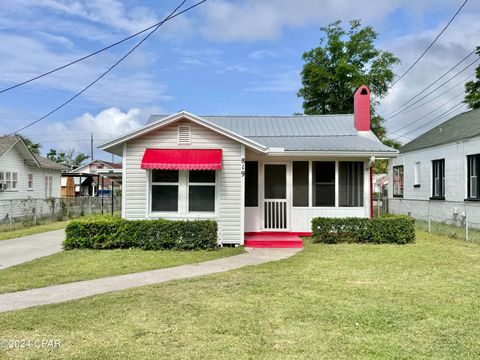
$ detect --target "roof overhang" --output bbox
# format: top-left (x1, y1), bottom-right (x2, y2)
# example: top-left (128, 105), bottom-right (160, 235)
top-left (99, 111), bottom-right (268, 156)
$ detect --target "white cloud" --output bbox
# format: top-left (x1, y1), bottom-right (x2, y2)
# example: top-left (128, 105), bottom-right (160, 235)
top-left (245, 69), bottom-right (300, 92)
top-left (25, 107), bottom-right (148, 158)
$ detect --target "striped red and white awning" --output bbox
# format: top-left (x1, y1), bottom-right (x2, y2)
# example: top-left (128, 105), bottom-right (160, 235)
top-left (140, 149), bottom-right (222, 170)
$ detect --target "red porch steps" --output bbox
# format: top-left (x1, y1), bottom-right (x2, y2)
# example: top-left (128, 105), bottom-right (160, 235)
top-left (244, 232), bottom-right (310, 248)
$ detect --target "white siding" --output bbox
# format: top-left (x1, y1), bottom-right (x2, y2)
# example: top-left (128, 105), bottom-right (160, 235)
top-left (123, 119), bottom-right (243, 244)
top-left (388, 136), bottom-right (480, 227)
top-left (0, 144), bottom-right (62, 219)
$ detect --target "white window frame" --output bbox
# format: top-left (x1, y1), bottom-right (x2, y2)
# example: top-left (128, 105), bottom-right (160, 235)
top-left (5, 172), bottom-right (12, 190)
top-left (149, 170), bottom-right (217, 218)
top-left (187, 171), bottom-right (217, 214)
top-left (44, 175), bottom-right (53, 197)
top-left (27, 173), bottom-right (34, 190)
top-left (393, 165), bottom-right (404, 197)
top-left (414, 162), bottom-right (421, 187)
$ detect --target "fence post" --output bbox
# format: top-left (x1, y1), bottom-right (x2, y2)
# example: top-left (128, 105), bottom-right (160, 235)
top-left (428, 200), bottom-right (431, 233)
top-left (465, 201), bottom-right (469, 241)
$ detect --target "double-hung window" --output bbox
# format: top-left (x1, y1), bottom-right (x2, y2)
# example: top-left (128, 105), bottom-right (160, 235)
top-left (28, 173), bottom-right (33, 190)
top-left (151, 170), bottom-right (216, 214)
top-left (468, 154), bottom-right (480, 199)
top-left (151, 170), bottom-right (179, 212)
top-left (432, 159), bottom-right (445, 199)
top-left (44, 176), bottom-right (53, 197)
top-left (393, 166), bottom-right (404, 198)
top-left (312, 161), bottom-right (335, 207)
top-left (188, 170), bottom-right (215, 212)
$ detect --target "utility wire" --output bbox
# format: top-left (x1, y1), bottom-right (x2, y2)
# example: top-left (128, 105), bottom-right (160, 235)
top-left (388, 90), bottom-right (466, 135)
top-left (0, 1), bottom-right (204, 95)
top-left (385, 56), bottom-right (479, 120)
top-left (8, 0), bottom-right (206, 135)
top-left (384, 49), bottom-right (476, 119)
top-left (390, 0), bottom-right (469, 87)
top-left (393, 72), bottom-right (474, 116)
top-left (392, 101), bottom-right (466, 141)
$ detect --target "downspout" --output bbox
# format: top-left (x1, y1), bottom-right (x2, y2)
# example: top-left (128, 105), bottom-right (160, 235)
top-left (368, 156), bottom-right (375, 218)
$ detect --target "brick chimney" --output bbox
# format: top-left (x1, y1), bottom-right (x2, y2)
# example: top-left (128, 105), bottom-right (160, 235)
top-left (354, 85), bottom-right (371, 131)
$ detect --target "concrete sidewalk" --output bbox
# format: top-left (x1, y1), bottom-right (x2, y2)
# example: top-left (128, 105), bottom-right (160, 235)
top-left (0, 247), bottom-right (300, 313)
top-left (0, 230), bottom-right (65, 269)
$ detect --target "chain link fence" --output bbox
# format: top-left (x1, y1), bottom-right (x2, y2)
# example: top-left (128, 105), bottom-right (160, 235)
top-left (376, 195), bottom-right (480, 242)
top-left (0, 197), bottom-right (122, 232)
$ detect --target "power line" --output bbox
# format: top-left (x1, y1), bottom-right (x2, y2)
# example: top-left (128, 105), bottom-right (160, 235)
top-left (385, 56), bottom-right (479, 120)
top-left (390, 0), bottom-right (469, 88)
top-left (388, 90), bottom-right (466, 135)
top-left (0, 1), bottom-right (205, 95)
top-left (392, 101), bottom-right (466, 141)
top-left (392, 72), bottom-right (474, 116)
top-left (8, 0), bottom-right (206, 135)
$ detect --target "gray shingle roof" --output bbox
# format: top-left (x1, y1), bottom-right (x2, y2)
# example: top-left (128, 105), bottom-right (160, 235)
top-left (0, 136), bottom-right (19, 157)
top-left (33, 154), bottom-right (69, 170)
top-left (400, 108), bottom-right (480, 153)
top-left (146, 114), bottom-right (396, 153)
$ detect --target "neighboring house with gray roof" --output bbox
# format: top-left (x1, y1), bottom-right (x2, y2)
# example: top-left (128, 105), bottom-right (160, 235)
top-left (388, 108), bottom-right (480, 228)
top-left (0, 135), bottom-right (67, 221)
top-left (100, 86), bottom-right (398, 247)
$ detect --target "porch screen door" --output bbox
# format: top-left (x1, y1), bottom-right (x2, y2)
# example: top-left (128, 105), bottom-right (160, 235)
top-left (264, 164), bottom-right (288, 230)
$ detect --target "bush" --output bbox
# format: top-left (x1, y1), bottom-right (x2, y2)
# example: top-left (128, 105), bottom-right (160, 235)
top-left (64, 215), bottom-right (218, 250)
top-left (311, 215), bottom-right (415, 244)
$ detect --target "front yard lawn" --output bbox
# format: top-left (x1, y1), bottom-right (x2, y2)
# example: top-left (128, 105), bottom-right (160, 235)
top-left (0, 247), bottom-right (244, 294)
top-left (0, 220), bottom-right (70, 241)
top-left (1, 231), bottom-right (480, 359)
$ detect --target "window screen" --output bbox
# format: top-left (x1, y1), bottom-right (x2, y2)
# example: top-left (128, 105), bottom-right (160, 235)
top-left (312, 161), bottom-right (335, 207)
top-left (245, 161), bottom-right (258, 207)
top-left (339, 162), bottom-right (364, 207)
top-left (293, 161), bottom-right (309, 207)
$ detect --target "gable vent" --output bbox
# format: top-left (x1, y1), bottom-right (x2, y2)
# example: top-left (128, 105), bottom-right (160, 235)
top-left (178, 126), bottom-right (191, 144)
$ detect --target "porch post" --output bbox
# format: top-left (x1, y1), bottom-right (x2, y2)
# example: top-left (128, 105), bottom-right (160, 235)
top-left (240, 145), bottom-right (245, 245)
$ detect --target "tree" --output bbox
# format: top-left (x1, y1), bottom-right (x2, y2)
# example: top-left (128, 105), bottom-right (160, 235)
top-left (465, 46), bottom-right (480, 110)
top-left (47, 149), bottom-right (89, 168)
top-left (297, 19), bottom-right (400, 174)
top-left (19, 135), bottom-right (41, 155)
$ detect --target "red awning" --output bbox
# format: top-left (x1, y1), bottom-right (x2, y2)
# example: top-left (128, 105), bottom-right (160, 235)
top-left (141, 149), bottom-right (222, 170)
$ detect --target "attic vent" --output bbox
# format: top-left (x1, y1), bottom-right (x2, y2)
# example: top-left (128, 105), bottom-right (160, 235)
top-left (178, 126), bottom-right (191, 144)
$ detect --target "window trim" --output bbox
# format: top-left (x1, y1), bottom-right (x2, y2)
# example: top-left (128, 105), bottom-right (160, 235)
top-left (312, 161), bottom-right (336, 207)
top-left (149, 170), bottom-right (218, 217)
top-left (27, 173), bottom-right (34, 191)
top-left (392, 165), bottom-right (404, 198)
top-left (187, 171), bottom-right (216, 213)
top-left (414, 161), bottom-right (421, 187)
top-left (467, 154), bottom-right (480, 200)
top-left (151, 170), bottom-right (180, 213)
top-left (431, 159), bottom-right (445, 200)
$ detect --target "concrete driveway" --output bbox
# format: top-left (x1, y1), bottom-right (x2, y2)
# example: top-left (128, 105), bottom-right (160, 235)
top-left (0, 230), bottom-right (65, 270)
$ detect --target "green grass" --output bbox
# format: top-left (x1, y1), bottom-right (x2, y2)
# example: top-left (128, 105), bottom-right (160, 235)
top-left (1, 232), bottom-right (480, 359)
top-left (0, 247), bottom-right (244, 294)
top-left (0, 221), bottom-right (70, 241)
top-left (415, 219), bottom-right (480, 243)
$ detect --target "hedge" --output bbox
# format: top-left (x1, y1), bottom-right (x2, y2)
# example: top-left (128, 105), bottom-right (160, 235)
top-left (311, 215), bottom-right (415, 244)
top-left (64, 215), bottom-right (218, 250)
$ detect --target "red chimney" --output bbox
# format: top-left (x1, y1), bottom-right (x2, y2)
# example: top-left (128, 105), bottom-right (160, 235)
top-left (354, 85), bottom-right (371, 131)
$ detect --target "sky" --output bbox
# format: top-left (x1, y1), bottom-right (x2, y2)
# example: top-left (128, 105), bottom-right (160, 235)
top-left (0, 0), bottom-right (479, 161)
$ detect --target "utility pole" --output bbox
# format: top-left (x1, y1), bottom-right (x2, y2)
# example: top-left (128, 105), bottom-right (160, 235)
top-left (90, 133), bottom-right (94, 161)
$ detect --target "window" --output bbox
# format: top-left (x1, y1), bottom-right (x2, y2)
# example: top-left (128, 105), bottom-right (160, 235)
top-left (414, 162), bottom-right (421, 187)
top-left (5, 172), bottom-right (11, 190)
top-left (245, 161), bottom-right (258, 207)
top-left (312, 161), bottom-right (335, 207)
top-left (151, 170), bottom-right (179, 212)
top-left (339, 162), bottom-right (364, 207)
top-left (432, 159), bottom-right (445, 199)
top-left (11, 172), bottom-right (18, 190)
top-left (293, 161), bottom-right (309, 207)
top-left (188, 170), bottom-right (215, 212)
top-left (393, 166), bottom-right (404, 197)
top-left (28, 173), bottom-right (33, 190)
top-left (468, 154), bottom-right (480, 199)
top-left (44, 176), bottom-right (53, 197)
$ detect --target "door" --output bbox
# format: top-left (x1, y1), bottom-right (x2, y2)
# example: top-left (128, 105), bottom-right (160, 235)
top-left (263, 164), bottom-right (288, 230)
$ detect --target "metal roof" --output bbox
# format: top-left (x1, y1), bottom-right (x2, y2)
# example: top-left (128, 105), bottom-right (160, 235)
top-left (146, 114), bottom-right (396, 153)
top-left (248, 135), bottom-right (396, 152)
top-left (400, 108), bottom-right (480, 153)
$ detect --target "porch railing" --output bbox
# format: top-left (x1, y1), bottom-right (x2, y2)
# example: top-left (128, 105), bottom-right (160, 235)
top-left (264, 199), bottom-right (287, 230)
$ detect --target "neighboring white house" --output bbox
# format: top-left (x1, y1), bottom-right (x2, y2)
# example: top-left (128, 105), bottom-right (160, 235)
top-left (100, 86), bottom-right (398, 246)
top-left (0, 135), bottom-right (67, 220)
top-left (68, 159), bottom-right (122, 196)
top-left (388, 108), bottom-right (480, 227)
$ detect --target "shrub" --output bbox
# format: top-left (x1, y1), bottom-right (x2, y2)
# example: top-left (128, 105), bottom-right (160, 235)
top-left (311, 215), bottom-right (415, 244)
top-left (64, 215), bottom-right (218, 250)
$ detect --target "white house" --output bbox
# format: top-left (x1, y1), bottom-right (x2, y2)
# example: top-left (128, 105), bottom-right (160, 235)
top-left (69, 159), bottom-right (122, 196)
top-left (0, 135), bottom-right (67, 220)
top-left (100, 86), bottom-right (398, 247)
top-left (388, 108), bottom-right (480, 228)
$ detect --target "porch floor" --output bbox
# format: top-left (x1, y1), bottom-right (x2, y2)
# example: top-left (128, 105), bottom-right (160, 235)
top-left (244, 232), bottom-right (306, 248)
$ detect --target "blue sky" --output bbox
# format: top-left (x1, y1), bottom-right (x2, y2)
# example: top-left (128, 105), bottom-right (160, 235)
top-left (0, 0), bottom-right (479, 160)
